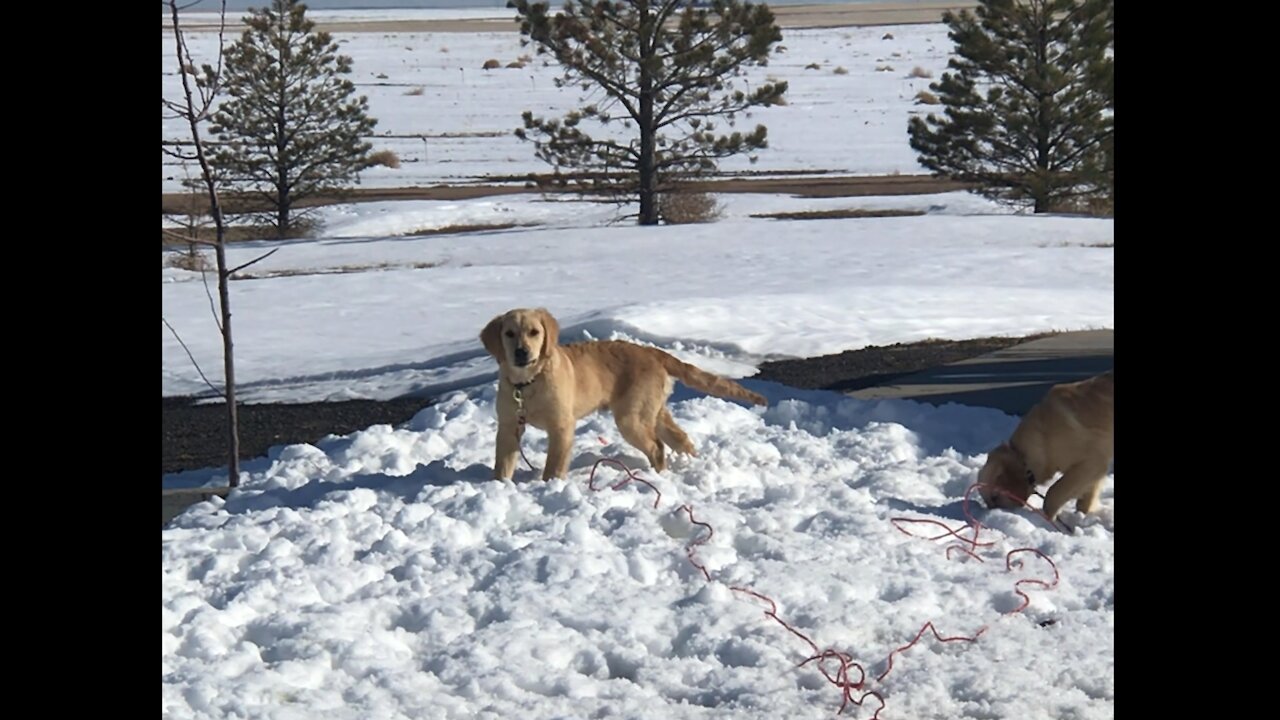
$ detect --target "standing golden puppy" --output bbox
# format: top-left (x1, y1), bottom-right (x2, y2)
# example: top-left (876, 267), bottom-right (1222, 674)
top-left (481, 308), bottom-right (768, 481)
top-left (978, 370), bottom-right (1114, 520)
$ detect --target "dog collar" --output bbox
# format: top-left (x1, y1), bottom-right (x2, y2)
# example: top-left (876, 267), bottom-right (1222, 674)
top-left (1009, 441), bottom-right (1037, 487)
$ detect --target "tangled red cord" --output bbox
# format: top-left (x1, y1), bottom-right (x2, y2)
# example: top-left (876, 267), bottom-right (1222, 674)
top-left (534, 435), bottom-right (1066, 718)
top-left (877, 481), bottom-right (1063, 698)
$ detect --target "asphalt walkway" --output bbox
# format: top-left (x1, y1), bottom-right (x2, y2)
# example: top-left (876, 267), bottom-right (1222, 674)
top-left (845, 330), bottom-right (1113, 415)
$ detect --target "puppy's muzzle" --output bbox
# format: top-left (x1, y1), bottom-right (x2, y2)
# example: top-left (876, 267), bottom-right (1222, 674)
top-left (513, 346), bottom-right (531, 366)
top-left (984, 493), bottom-right (1015, 510)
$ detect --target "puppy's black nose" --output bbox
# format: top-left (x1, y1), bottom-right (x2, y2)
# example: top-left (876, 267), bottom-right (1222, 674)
top-left (513, 347), bottom-right (530, 365)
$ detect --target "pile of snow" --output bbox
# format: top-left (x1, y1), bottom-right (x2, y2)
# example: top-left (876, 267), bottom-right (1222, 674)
top-left (163, 383), bottom-right (1113, 719)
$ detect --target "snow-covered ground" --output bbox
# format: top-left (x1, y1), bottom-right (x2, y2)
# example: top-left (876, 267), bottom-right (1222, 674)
top-left (161, 186), bottom-right (1114, 718)
top-left (162, 191), bottom-right (1112, 404)
top-left (163, 385), bottom-right (1113, 719)
top-left (163, 10), bottom-right (1113, 720)
top-left (163, 19), bottom-right (955, 191)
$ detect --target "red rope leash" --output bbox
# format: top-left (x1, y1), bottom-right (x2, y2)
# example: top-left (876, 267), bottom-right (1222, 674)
top-left (676, 504), bottom-right (713, 581)
top-left (731, 585), bottom-right (886, 717)
top-left (890, 481), bottom-right (1066, 562)
top-left (584, 455), bottom-right (890, 716)
top-left (564, 434), bottom-right (1067, 718)
top-left (1005, 548), bottom-right (1060, 614)
top-left (876, 621), bottom-right (988, 683)
top-left (871, 546), bottom-right (1060, 689)
top-left (516, 422), bottom-right (538, 473)
top-left (587, 457), bottom-right (663, 508)
top-left (875, 481), bottom-right (1064, 692)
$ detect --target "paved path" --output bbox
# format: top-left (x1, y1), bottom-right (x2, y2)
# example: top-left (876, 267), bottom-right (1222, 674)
top-left (845, 330), bottom-right (1114, 415)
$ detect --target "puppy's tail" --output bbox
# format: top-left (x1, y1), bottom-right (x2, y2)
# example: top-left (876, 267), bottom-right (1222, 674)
top-left (654, 350), bottom-right (768, 406)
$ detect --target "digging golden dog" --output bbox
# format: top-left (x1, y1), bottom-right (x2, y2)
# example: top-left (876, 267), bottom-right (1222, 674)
top-left (978, 370), bottom-right (1114, 520)
top-left (481, 308), bottom-right (768, 481)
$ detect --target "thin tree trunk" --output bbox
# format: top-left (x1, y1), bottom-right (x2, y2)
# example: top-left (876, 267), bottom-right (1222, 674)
top-left (278, 186), bottom-right (289, 236)
top-left (637, 1), bottom-right (658, 225)
top-left (1033, 20), bottom-right (1051, 214)
top-left (216, 244), bottom-right (241, 487)
top-left (168, 0), bottom-right (241, 488)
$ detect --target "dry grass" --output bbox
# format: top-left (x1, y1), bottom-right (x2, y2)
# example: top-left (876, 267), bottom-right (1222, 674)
top-left (164, 249), bottom-right (212, 272)
top-left (1039, 241), bottom-right (1114, 248)
top-left (369, 149), bottom-right (401, 169)
top-left (833, 66), bottom-right (849, 75)
top-left (914, 90), bottom-right (940, 105)
top-left (658, 191), bottom-right (723, 224)
top-left (234, 260), bottom-right (441, 281)
top-left (399, 221), bottom-right (540, 237)
top-left (750, 208), bottom-right (925, 221)
top-left (909, 66), bottom-right (933, 78)
top-left (1047, 195), bottom-right (1114, 218)
top-left (875, 64), bottom-right (894, 72)
top-left (404, 86), bottom-right (425, 96)
top-left (161, 225), bottom-right (281, 246)
top-left (375, 72), bottom-right (389, 79)
top-left (506, 61), bottom-right (526, 69)
top-left (163, 220), bottom-right (536, 249)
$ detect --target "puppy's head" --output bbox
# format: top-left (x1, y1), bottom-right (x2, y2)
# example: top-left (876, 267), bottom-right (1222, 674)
top-left (480, 307), bottom-right (560, 376)
top-left (977, 443), bottom-right (1032, 510)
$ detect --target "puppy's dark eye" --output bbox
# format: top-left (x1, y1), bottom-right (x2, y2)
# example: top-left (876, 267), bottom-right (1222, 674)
top-left (529, 329), bottom-right (540, 336)
top-left (504, 330), bottom-right (515, 338)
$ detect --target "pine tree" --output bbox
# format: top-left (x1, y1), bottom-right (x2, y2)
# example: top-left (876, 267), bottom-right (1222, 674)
top-left (207, 0), bottom-right (377, 236)
top-left (510, 0), bottom-right (787, 225)
top-left (907, 0), bottom-right (1113, 213)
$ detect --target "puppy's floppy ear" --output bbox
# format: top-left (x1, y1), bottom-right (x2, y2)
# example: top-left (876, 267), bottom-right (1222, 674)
top-left (536, 308), bottom-right (560, 359)
top-left (480, 314), bottom-right (505, 360)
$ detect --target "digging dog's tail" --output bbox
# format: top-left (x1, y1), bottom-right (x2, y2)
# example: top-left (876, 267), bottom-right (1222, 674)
top-left (654, 350), bottom-right (768, 406)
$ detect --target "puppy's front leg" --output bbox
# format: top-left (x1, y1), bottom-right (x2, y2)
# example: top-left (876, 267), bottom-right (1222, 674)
top-left (1042, 460), bottom-right (1108, 519)
top-left (494, 418), bottom-right (521, 480)
top-left (542, 420), bottom-right (575, 481)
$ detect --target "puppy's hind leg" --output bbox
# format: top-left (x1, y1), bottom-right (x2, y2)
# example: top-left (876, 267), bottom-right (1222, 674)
top-left (656, 407), bottom-right (697, 457)
top-left (617, 413), bottom-right (667, 473)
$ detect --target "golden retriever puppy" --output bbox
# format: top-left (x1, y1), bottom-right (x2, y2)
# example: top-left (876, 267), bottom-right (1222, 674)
top-left (978, 370), bottom-right (1114, 520)
top-left (481, 307), bottom-right (768, 481)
